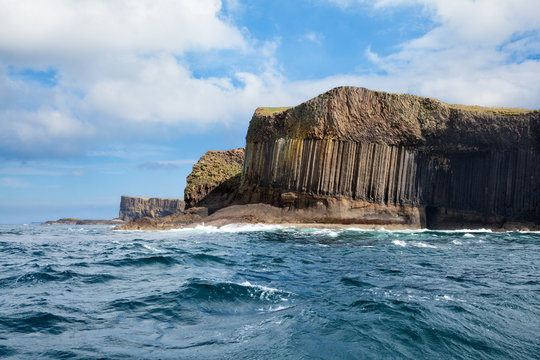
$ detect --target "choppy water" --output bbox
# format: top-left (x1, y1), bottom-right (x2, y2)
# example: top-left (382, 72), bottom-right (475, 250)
top-left (0, 224), bottom-right (539, 359)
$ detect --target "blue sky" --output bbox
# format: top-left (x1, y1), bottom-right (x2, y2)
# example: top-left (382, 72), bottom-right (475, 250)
top-left (1, 0), bottom-right (539, 223)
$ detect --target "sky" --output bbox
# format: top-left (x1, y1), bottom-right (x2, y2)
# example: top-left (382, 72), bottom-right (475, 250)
top-left (1, 0), bottom-right (539, 223)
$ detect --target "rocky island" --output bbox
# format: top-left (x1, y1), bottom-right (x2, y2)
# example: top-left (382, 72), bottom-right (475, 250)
top-left (119, 196), bottom-right (184, 221)
top-left (43, 196), bottom-right (184, 225)
top-left (116, 86), bottom-right (540, 231)
top-left (42, 218), bottom-right (126, 226)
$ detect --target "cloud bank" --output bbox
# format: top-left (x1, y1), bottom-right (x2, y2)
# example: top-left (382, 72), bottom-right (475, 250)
top-left (1, 0), bottom-right (539, 160)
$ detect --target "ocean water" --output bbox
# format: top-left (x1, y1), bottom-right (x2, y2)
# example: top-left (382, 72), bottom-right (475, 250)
top-left (0, 224), bottom-right (539, 359)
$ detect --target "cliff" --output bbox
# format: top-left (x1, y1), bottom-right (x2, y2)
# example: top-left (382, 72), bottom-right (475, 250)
top-left (184, 148), bottom-right (245, 212)
top-left (239, 86), bottom-right (540, 229)
top-left (115, 150), bottom-right (244, 230)
top-left (115, 86), bottom-right (539, 231)
top-left (119, 196), bottom-right (184, 221)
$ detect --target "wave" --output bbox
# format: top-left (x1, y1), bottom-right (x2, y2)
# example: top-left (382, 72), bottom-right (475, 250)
top-left (392, 240), bottom-right (406, 247)
top-left (0, 311), bottom-right (85, 335)
top-left (0, 266), bottom-right (116, 287)
top-left (105, 279), bottom-right (294, 320)
top-left (167, 223), bottom-right (520, 234)
top-left (98, 255), bottom-right (180, 267)
top-left (169, 223), bottom-right (290, 233)
top-left (114, 221), bottom-right (540, 236)
top-left (187, 253), bottom-right (235, 266)
top-left (178, 279), bottom-right (293, 303)
top-left (412, 241), bottom-right (438, 248)
top-left (0, 344), bottom-right (16, 357)
top-left (340, 277), bottom-right (376, 288)
top-left (0, 230), bottom-right (23, 236)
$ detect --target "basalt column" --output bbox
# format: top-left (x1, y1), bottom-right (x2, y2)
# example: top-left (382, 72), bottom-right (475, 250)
top-left (238, 86), bottom-right (540, 228)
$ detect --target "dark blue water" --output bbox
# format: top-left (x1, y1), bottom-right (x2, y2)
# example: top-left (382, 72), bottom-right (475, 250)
top-left (0, 224), bottom-right (539, 359)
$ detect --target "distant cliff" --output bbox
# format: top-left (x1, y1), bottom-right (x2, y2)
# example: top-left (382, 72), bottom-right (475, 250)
top-left (239, 86), bottom-right (540, 229)
top-left (119, 196), bottom-right (184, 221)
top-left (115, 150), bottom-right (244, 230)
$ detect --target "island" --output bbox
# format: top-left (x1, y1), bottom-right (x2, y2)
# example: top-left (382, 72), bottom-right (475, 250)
top-left (43, 196), bottom-right (184, 225)
top-left (113, 86), bottom-right (539, 231)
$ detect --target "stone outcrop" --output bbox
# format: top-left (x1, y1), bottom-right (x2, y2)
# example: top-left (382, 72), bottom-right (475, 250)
top-left (115, 149), bottom-right (244, 230)
top-left (114, 86), bottom-right (540, 231)
top-left (42, 218), bottom-right (125, 225)
top-left (184, 148), bottom-right (245, 212)
top-left (119, 196), bottom-right (184, 221)
top-left (238, 86), bottom-right (540, 229)
top-left (114, 207), bottom-right (208, 230)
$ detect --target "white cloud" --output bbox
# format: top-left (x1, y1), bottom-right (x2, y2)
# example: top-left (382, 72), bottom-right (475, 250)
top-left (325, 0), bottom-right (540, 108)
top-left (1, 0), bottom-right (539, 160)
top-left (0, 0), bottom-right (245, 60)
top-left (0, 1), bottom-right (309, 159)
top-left (0, 177), bottom-right (31, 188)
top-left (139, 159), bottom-right (198, 170)
top-left (302, 32), bottom-right (323, 45)
top-left (0, 0), bottom-right (252, 158)
top-left (0, 107), bottom-right (95, 158)
top-left (71, 170), bottom-right (85, 177)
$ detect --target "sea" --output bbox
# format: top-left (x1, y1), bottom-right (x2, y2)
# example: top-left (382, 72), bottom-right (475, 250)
top-left (0, 224), bottom-right (538, 359)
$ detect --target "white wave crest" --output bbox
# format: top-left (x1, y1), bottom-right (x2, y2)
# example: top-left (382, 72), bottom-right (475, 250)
top-left (169, 223), bottom-right (289, 233)
top-left (142, 243), bottom-right (162, 253)
top-left (311, 229), bottom-right (340, 237)
top-left (413, 242), bottom-right (437, 248)
top-left (240, 281), bottom-right (293, 301)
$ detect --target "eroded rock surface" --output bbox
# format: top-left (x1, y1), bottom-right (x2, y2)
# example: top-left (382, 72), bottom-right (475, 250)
top-left (184, 148), bottom-right (245, 212)
top-left (115, 86), bottom-right (540, 231)
top-left (114, 207), bottom-right (207, 230)
top-left (240, 86), bottom-right (540, 229)
top-left (119, 196), bottom-right (184, 221)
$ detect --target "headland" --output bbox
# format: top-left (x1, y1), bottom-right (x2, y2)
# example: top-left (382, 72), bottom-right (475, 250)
top-left (114, 86), bottom-right (539, 231)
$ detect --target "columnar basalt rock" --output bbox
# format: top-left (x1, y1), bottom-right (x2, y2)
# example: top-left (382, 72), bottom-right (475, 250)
top-left (119, 196), bottom-right (185, 221)
top-left (239, 86), bottom-right (540, 229)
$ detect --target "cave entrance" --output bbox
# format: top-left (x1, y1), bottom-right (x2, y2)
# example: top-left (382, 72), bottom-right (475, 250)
top-left (425, 206), bottom-right (439, 229)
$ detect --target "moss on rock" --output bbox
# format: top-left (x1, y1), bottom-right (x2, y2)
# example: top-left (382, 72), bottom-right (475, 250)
top-left (184, 148), bottom-right (245, 210)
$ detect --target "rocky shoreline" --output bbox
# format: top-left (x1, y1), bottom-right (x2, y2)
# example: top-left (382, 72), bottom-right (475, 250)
top-left (42, 218), bottom-right (125, 226)
top-left (114, 202), bottom-right (540, 232)
top-left (82, 86), bottom-right (540, 232)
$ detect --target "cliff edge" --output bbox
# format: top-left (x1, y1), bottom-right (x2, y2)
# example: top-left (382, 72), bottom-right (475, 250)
top-left (116, 86), bottom-right (540, 231)
top-left (119, 196), bottom-right (184, 221)
top-left (115, 149), bottom-right (244, 230)
top-left (239, 86), bottom-right (539, 230)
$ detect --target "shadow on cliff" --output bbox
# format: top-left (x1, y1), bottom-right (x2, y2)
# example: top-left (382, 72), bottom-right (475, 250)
top-left (189, 173), bottom-right (242, 214)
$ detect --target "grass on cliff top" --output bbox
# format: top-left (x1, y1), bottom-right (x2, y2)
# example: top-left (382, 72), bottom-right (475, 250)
top-left (256, 107), bottom-right (293, 116)
top-left (185, 152), bottom-right (244, 192)
top-left (448, 104), bottom-right (535, 115)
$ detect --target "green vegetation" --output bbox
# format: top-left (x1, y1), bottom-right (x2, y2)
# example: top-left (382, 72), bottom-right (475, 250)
top-left (255, 107), bottom-right (292, 116)
top-left (184, 149), bottom-right (245, 205)
top-left (448, 104), bottom-right (535, 115)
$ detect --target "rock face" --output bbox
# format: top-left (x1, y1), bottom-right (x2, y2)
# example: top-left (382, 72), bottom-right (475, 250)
top-left (114, 207), bottom-right (208, 230)
top-left (119, 196), bottom-right (184, 221)
top-left (184, 148), bottom-right (245, 212)
top-left (239, 86), bottom-right (540, 229)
